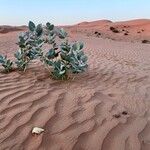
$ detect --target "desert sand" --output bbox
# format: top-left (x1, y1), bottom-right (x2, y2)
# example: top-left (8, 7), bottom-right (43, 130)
top-left (0, 19), bottom-right (150, 150)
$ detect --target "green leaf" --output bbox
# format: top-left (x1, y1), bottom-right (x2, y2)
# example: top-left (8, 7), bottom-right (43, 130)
top-left (36, 24), bottom-right (43, 36)
top-left (15, 60), bottom-right (28, 71)
top-left (60, 42), bottom-right (71, 53)
top-left (81, 55), bottom-right (88, 62)
top-left (58, 28), bottom-right (67, 39)
top-left (47, 33), bottom-right (56, 44)
top-left (60, 53), bottom-right (70, 61)
top-left (0, 55), bottom-right (13, 72)
top-left (51, 60), bottom-right (67, 79)
top-left (79, 42), bottom-right (84, 50)
top-left (14, 50), bottom-right (22, 60)
top-left (0, 55), bottom-right (3, 59)
top-left (0, 55), bottom-right (4, 63)
top-left (27, 49), bottom-right (38, 60)
top-left (29, 21), bottom-right (36, 32)
top-left (44, 59), bottom-right (53, 66)
top-left (46, 49), bottom-right (56, 59)
top-left (72, 42), bottom-right (84, 51)
top-left (46, 22), bottom-right (54, 30)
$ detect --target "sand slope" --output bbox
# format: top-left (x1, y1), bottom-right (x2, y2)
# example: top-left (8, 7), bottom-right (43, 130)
top-left (0, 19), bottom-right (150, 150)
top-left (67, 19), bottom-right (150, 42)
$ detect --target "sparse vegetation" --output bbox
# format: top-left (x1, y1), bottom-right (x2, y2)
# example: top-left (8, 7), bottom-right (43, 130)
top-left (0, 21), bottom-right (88, 80)
top-left (0, 55), bottom-right (13, 72)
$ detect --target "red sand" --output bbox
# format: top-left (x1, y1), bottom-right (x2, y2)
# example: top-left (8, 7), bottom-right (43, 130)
top-left (0, 19), bottom-right (150, 150)
top-left (66, 19), bottom-right (150, 42)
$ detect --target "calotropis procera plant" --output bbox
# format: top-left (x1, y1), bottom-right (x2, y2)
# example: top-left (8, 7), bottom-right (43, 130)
top-left (0, 55), bottom-right (13, 72)
top-left (0, 21), bottom-right (88, 79)
top-left (14, 22), bottom-right (45, 71)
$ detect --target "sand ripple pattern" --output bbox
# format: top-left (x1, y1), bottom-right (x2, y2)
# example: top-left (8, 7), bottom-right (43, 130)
top-left (0, 33), bottom-right (150, 150)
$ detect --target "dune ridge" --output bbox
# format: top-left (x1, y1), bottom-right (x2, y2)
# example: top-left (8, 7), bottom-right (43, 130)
top-left (0, 26), bottom-right (26, 34)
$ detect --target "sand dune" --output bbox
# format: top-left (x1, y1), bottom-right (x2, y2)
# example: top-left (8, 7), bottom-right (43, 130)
top-left (0, 19), bottom-right (150, 150)
top-left (0, 26), bottom-right (25, 34)
top-left (67, 19), bottom-right (150, 42)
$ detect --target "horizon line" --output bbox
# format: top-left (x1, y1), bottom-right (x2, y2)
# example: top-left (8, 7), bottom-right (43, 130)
top-left (0, 18), bottom-right (150, 27)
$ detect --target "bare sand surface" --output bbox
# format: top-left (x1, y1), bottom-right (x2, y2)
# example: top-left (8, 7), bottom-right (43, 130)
top-left (67, 19), bottom-right (150, 42)
top-left (0, 20), bottom-right (150, 150)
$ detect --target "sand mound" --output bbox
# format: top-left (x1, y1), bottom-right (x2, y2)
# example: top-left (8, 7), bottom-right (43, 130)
top-left (0, 26), bottom-right (26, 34)
top-left (77, 20), bottom-right (112, 27)
top-left (0, 21), bottom-right (150, 149)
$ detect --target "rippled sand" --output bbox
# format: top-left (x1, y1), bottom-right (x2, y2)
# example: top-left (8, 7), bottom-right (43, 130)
top-left (0, 20), bottom-right (150, 150)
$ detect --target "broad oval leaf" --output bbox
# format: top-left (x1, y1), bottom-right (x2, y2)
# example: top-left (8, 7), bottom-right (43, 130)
top-left (46, 49), bottom-right (56, 59)
top-left (58, 28), bottom-right (67, 39)
top-left (36, 24), bottom-right (43, 36)
top-left (46, 22), bottom-right (54, 30)
top-left (29, 21), bottom-right (36, 32)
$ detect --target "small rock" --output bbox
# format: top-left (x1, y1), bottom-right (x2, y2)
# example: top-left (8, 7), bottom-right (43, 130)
top-left (94, 31), bottom-right (98, 34)
top-left (142, 40), bottom-right (150, 44)
top-left (110, 27), bottom-right (119, 33)
top-left (122, 111), bottom-right (128, 115)
top-left (32, 127), bottom-right (44, 135)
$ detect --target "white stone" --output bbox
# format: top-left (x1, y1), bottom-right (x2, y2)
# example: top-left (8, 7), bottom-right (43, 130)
top-left (32, 127), bottom-right (44, 134)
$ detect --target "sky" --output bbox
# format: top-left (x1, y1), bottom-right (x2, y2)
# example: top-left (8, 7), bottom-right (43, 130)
top-left (0, 0), bottom-right (149, 25)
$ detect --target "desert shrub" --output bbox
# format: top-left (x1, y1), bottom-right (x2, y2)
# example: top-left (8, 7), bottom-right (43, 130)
top-left (0, 55), bottom-right (13, 72)
top-left (0, 21), bottom-right (88, 79)
top-left (42, 23), bottom-right (87, 79)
